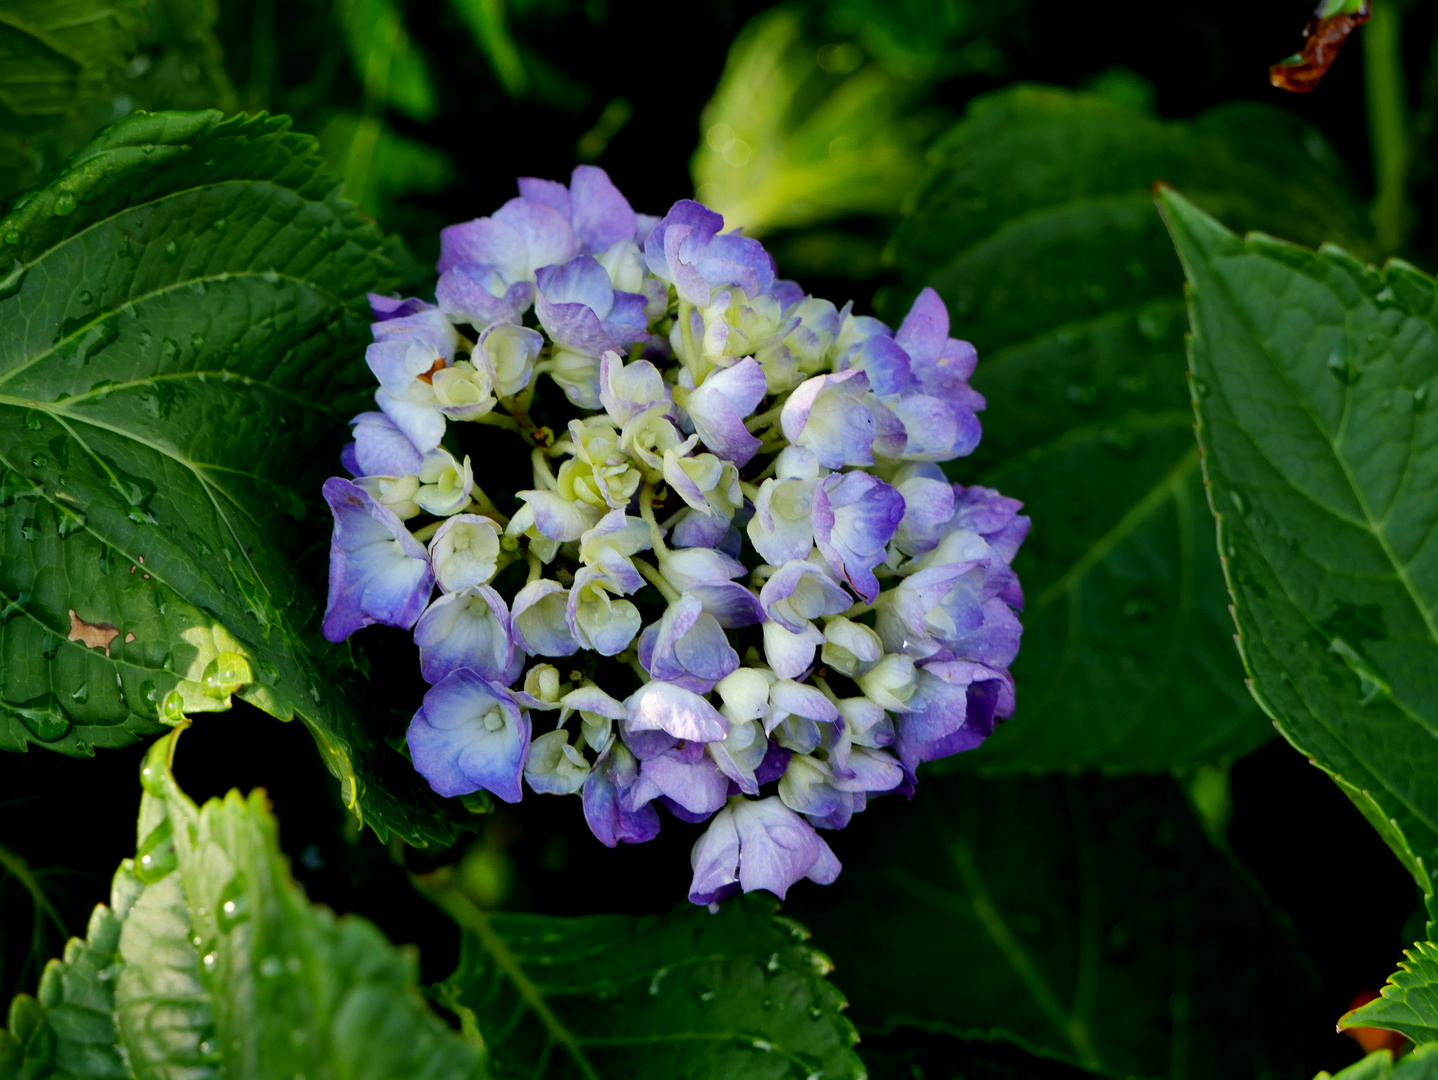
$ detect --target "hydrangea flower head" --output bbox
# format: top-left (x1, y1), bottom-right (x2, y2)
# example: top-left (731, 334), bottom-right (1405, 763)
top-left (322, 169), bottom-right (1028, 905)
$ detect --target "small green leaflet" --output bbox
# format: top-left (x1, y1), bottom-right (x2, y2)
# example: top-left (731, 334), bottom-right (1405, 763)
top-left (885, 85), bottom-right (1371, 774)
top-left (789, 772), bottom-right (1317, 1079)
top-left (0, 108), bottom-right (471, 846)
top-left (426, 880), bottom-right (864, 1080)
top-left (1161, 188), bottom-right (1438, 908)
top-left (0, 729), bottom-right (484, 1080)
top-left (1343, 942), bottom-right (1438, 1046)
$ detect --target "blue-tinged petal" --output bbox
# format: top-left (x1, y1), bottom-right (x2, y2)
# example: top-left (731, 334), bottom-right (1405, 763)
top-left (688, 797), bottom-right (840, 905)
top-left (407, 669), bottom-right (529, 802)
top-left (510, 579), bottom-right (580, 657)
top-left (680, 357), bottom-right (766, 465)
top-left (414, 586), bottom-right (513, 684)
top-left (582, 737), bottom-right (661, 847)
top-left (322, 478), bottom-right (433, 642)
top-left (492, 196), bottom-right (580, 275)
top-left (779, 369), bottom-right (875, 469)
top-left (438, 216), bottom-right (526, 277)
top-left (347, 411), bottom-right (423, 478)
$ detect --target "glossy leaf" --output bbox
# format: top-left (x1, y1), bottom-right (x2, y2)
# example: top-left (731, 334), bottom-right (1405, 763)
top-left (0, 109), bottom-right (470, 846)
top-left (428, 883), bottom-right (864, 1080)
top-left (791, 773), bottom-right (1316, 1078)
top-left (3, 730), bottom-right (485, 1080)
top-left (1161, 188), bottom-right (1438, 905)
top-left (886, 85), bottom-right (1371, 774)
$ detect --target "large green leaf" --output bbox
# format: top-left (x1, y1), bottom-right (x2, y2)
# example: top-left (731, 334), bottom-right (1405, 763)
top-left (1159, 188), bottom-right (1438, 905)
top-left (885, 85), bottom-right (1371, 774)
top-left (791, 773), bottom-right (1316, 1079)
top-left (0, 109), bottom-right (470, 846)
top-left (427, 882), bottom-right (864, 1080)
top-left (1, 729), bottom-right (484, 1079)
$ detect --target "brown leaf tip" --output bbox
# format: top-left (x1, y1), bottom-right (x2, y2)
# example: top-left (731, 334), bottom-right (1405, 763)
top-left (1270, 1), bottom-right (1371, 94)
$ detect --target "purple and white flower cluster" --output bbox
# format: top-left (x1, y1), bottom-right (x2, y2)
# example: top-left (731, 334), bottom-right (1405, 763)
top-left (321, 167), bottom-right (1028, 906)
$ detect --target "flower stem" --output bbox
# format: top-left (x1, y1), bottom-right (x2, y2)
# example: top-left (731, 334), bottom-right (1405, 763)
top-left (633, 557), bottom-right (680, 603)
top-left (639, 482), bottom-right (669, 554)
top-left (532, 448), bottom-right (559, 492)
top-left (1365, 0), bottom-right (1410, 252)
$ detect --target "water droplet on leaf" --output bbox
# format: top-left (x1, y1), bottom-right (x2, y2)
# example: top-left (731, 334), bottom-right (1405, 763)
top-left (160, 690), bottom-right (187, 724)
top-left (135, 818), bottom-right (177, 883)
top-left (216, 875), bottom-right (250, 931)
top-left (164, 240), bottom-right (178, 259)
top-left (52, 192), bottom-right (77, 217)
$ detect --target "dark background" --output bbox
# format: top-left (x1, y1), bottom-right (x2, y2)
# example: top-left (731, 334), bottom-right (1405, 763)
top-left (3, 1), bottom-right (1433, 1075)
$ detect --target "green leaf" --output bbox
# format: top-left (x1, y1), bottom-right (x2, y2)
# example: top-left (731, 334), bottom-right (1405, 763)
top-left (3, 729), bottom-right (485, 1080)
top-left (790, 773), bottom-right (1316, 1079)
top-left (337, 0), bottom-right (437, 121)
top-left (1318, 1046), bottom-right (1438, 1079)
top-left (446, 0), bottom-right (528, 98)
top-left (426, 881), bottom-right (864, 1080)
top-left (691, 5), bottom-right (936, 235)
top-left (0, 0), bottom-right (145, 122)
top-left (0, 109), bottom-right (471, 846)
top-left (0, 877), bottom-right (132, 1078)
top-left (1343, 942), bottom-right (1438, 1045)
top-left (1159, 188), bottom-right (1438, 904)
top-left (886, 85), bottom-right (1372, 774)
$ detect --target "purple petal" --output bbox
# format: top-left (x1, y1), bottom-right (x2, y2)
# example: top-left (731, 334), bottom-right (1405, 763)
top-left (438, 217), bottom-right (526, 278)
top-left (347, 411), bottom-right (423, 478)
top-left (813, 471), bottom-right (905, 604)
top-left (894, 286), bottom-right (948, 366)
top-left (683, 358), bottom-right (767, 465)
top-left (321, 478), bottom-right (433, 642)
top-left (493, 197), bottom-right (580, 274)
top-left (517, 176), bottom-right (571, 217)
top-left (436, 266), bottom-right (533, 328)
top-left (369, 294), bottom-right (434, 321)
top-left (637, 749), bottom-right (730, 817)
top-left (583, 738), bottom-right (662, 847)
top-left (570, 165), bottom-right (637, 252)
